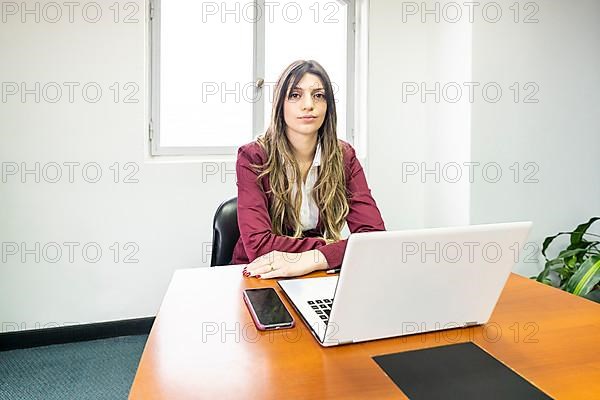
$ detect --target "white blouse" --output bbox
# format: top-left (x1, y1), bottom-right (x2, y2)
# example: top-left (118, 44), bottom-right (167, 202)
top-left (288, 142), bottom-right (321, 231)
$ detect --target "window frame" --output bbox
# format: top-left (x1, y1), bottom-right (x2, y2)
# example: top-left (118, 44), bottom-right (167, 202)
top-left (147, 0), bottom-right (361, 157)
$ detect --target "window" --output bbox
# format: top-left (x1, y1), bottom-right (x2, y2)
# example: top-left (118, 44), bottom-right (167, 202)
top-left (149, 0), bottom-right (358, 156)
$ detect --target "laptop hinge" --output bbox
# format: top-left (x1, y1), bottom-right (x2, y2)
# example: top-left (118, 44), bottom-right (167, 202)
top-left (464, 321), bottom-right (478, 327)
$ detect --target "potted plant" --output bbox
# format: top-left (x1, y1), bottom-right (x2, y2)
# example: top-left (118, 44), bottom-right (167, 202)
top-left (534, 217), bottom-right (600, 303)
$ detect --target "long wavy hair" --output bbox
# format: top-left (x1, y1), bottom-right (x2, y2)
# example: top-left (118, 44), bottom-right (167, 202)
top-left (252, 60), bottom-right (350, 242)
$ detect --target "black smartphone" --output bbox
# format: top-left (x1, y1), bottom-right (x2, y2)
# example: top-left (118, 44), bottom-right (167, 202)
top-left (243, 288), bottom-right (295, 330)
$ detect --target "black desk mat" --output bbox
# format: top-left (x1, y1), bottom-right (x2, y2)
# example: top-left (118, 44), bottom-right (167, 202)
top-left (373, 342), bottom-right (553, 399)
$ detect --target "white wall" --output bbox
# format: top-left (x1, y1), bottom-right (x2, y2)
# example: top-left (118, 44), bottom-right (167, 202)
top-left (369, 1), bottom-right (472, 231)
top-left (370, 0), bottom-right (600, 277)
top-left (368, 0), bottom-right (428, 230)
top-left (422, 14), bottom-right (472, 228)
top-left (1, 0), bottom-right (599, 332)
top-left (0, 2), bottom-right (235, 332)
top-left (470, 0), bottom-right (600, 275)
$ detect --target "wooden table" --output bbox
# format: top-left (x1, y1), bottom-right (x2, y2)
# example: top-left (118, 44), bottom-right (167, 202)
top-left (129, 265), bottom-right (600, 399)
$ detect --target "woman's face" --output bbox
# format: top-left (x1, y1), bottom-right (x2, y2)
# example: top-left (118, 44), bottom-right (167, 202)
top-left (283, 73), bottom-right (327, 140)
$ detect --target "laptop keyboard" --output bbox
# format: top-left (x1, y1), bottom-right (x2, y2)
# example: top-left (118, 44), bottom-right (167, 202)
top-left (307, 298), bottom-right (333, 323)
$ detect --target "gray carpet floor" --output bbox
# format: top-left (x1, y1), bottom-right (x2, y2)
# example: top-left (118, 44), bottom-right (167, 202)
top-left (0, 335), bottom-right (148, 400)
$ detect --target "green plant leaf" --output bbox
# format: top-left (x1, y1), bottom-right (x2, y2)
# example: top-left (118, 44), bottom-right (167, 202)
top-left (558, 246), bottom-right (598, 260)
top-left (565, 240), bottom-right (600, 265)
top-left (536, 259), bottom-right (558, 282)
top-left (541, 217), bottom-right (600, 259)
top-left (546, 258), bottom-right (564, 270)
top-left (565, 255), bottom-right (578, 268)
top-left (536, 258), bottom-right (569, 284)
top-left (563, 256), bottom-right (600, 296)
top-left (535, 266), bottom-right (550, 283)
top-left (542, 232), bottom-right (571, 259)
top-left (583, 289), bottom-right (600, 304)
top-left (570, 217), bottom-right (600, 246)
top-left (545, 271), bottom-right (561, 287)
top-left (556, 267), bottom-right (574, 282)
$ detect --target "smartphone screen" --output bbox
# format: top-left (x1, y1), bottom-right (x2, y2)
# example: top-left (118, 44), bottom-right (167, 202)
top-left (244, 288), bottom-right (294, 329)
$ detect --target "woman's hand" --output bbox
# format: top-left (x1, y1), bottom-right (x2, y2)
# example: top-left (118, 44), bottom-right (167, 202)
top-left (243, 249), bottom-right (329, 279)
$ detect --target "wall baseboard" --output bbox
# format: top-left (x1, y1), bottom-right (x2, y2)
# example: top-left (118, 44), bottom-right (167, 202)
top-left (0, 317), bottom-right (155, 352)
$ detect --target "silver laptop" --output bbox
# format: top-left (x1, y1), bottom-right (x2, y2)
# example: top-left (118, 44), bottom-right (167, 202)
top-left (277, 221), bottom-right (532, 347)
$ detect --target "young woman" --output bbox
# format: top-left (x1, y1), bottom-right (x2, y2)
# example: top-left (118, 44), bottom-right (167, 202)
top-left (233, 60), bottom-right (385, 279)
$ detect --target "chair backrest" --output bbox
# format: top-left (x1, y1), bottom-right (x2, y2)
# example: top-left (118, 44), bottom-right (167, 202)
top-left (210, 197), bottom-right (240, 266)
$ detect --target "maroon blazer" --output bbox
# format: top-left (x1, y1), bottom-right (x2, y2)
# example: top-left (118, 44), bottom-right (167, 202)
top-left (231, 140), bottom-right (386, 268)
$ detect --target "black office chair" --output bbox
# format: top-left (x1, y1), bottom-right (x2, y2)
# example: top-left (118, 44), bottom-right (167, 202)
top-left (210, 197), bottom-right (240, 266)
